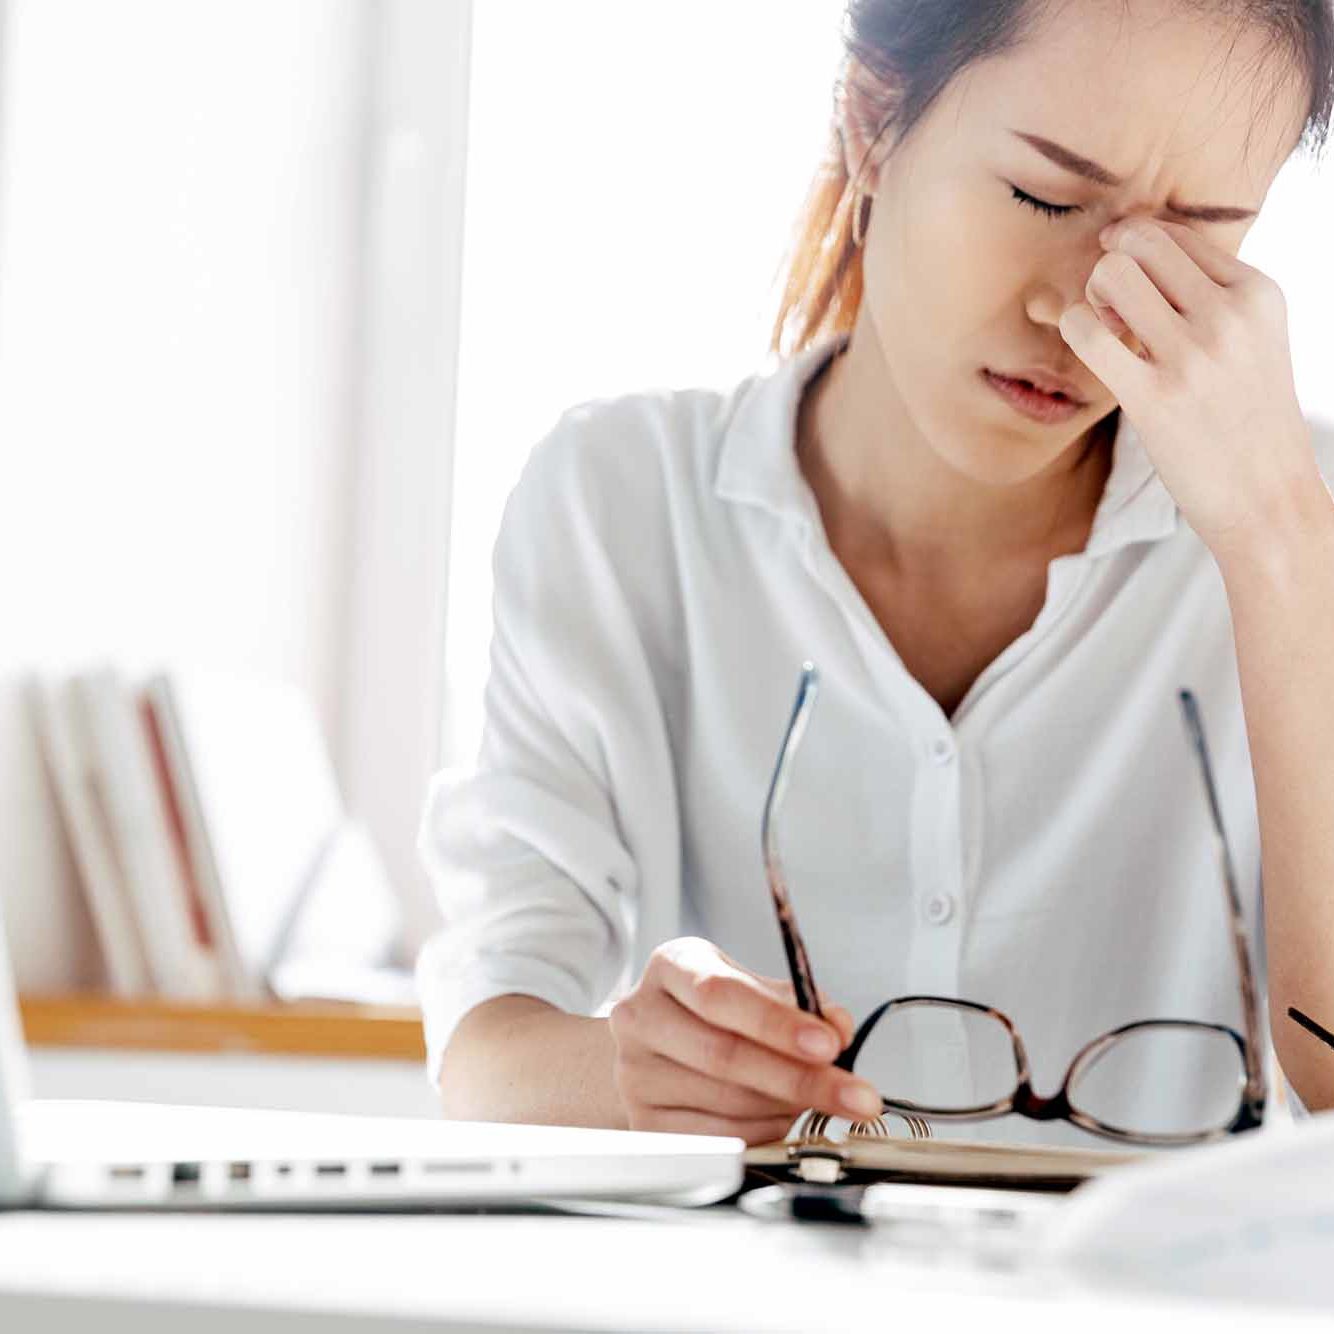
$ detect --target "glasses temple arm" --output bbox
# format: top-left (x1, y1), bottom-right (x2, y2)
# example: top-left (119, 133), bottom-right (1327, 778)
top-left (1178, 689), bottom-right (1267, 1106)
top-left (762, 663), bottom-right (825, 1020)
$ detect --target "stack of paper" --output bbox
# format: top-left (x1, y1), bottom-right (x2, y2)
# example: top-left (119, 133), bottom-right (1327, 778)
top-left (1040, 1113), bottom-right (1334, 1307)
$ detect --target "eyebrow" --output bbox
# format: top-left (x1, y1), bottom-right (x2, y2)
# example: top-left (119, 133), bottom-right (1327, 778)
top-left (1009, 129), bottom-right (1258, 223)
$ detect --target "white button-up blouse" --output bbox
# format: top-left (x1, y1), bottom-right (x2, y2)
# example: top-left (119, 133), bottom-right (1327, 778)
top-left (417, 330), bottom-right (1330, 1146)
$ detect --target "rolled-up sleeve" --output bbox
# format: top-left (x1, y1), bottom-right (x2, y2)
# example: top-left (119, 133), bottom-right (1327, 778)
top-left (415, 407), bottom-right (678, 1087)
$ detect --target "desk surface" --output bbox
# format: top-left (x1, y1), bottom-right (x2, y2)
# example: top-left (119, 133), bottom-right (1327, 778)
top-left (0, 1208), bottom-right (1326, 1333)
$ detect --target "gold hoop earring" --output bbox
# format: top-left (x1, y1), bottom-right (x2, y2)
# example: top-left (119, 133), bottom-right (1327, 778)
top-left (851, 187), bottom-right (872, 249)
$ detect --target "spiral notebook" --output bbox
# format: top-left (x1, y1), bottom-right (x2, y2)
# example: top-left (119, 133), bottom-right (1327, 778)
top-left (743, 1119), bottom-right (1144, 1193)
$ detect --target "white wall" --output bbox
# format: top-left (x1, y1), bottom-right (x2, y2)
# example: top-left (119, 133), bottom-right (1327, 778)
top-left (0, 0), bottom-right (373, 990)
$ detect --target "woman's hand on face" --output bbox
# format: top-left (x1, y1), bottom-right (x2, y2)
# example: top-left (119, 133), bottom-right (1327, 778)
top-left (607, 936), bottom-right (881, 1145)
top-left (1058, 217), bottom-right (1322, 563)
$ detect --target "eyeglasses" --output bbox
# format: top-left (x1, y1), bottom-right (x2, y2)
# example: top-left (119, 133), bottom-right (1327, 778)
top-left (761, 662), bottom-right (1267, 1149)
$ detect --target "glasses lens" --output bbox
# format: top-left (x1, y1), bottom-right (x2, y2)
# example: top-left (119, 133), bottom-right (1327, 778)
top-left (1068, 1023), bottom-right (1244, 1138)
top-left (853, 1000), bottom-right (1020, 1113)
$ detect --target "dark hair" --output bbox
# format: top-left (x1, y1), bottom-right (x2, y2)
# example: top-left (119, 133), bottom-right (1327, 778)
top-left (768, 0), bottom-right (1334, 359)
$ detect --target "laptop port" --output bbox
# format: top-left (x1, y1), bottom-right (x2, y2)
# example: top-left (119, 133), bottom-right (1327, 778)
top-left (315, 1163), bottom-right (347, 1177)
top-left (227, 1162), bottom-right (252, 1182)
top-left (172, 1162), bottom-right (202, 1186)
top-left (422, 1160), bottom-right (494, 1175)
top-left (108, 1164), bottom-right (146, 1182)
top-left (368, 1162), bottom-right (401, 1177)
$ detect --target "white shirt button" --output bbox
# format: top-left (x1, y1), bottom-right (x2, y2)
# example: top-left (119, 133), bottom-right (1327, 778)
top-left (924, 894), bottom-right (955, 925)
top-left (930, 735), bottom-right (955, 765)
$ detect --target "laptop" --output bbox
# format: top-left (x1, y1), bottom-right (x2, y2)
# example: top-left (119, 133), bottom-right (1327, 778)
top-left (0, 945), bottom-right (744, 1213)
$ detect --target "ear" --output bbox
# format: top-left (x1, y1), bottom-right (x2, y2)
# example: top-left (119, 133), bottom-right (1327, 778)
top-left (835, 56), bottom-right (897, 193)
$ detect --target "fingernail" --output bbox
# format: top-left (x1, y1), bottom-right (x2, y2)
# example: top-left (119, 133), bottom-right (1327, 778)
top-left (798, 1026), bottom-right (837, 1058)
top-left (843, 1083), bottom-right (881, 1118)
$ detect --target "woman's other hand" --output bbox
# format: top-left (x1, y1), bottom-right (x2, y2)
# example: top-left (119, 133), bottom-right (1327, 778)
top-left (607, 936), bottom-right (881, 1144)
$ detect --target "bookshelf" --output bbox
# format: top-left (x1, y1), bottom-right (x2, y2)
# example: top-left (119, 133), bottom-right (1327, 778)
top-left (18, 993), bottom-right (425, 1062)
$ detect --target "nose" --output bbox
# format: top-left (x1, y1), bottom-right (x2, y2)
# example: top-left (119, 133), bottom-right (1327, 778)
top-left (1027, 232), bottom-right (1145, 359)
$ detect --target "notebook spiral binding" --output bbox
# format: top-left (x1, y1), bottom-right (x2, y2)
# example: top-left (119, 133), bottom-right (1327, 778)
top-left (784, 1107), bottom-right (934, 1184)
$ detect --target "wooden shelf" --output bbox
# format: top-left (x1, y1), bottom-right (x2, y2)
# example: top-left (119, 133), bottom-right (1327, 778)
top-left (18, 993), bottom-right (425, 1062)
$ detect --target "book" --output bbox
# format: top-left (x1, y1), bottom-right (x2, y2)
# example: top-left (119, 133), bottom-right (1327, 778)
top-left (142, 669), bottom-right (354, 999)
top-left (27, 674), bottom-right (151, 997)
top-left (143, 674), bottom-right (251, 998)
top-left (265, 818), bottom-right (403, 1002)
top-left (139, 686), bottom-right (222, 977)
top-left (744, 1123), bottom-right (1144, 1192)
top-left (72, 666), bottom-right (222, 1001)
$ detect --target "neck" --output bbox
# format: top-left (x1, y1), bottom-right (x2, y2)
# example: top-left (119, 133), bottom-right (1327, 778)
top-left (796, 320), bottom-right (1115, 576)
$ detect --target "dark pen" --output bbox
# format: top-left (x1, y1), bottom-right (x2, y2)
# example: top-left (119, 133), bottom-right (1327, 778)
top-left (1289, 1005), bottom-right (1334, 1050)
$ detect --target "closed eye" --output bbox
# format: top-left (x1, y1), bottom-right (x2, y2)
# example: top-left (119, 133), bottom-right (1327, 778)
top-left (1010, 184), bottom-right (1080, 220)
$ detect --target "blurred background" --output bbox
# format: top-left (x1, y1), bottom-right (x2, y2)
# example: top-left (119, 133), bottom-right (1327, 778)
top-left (1, 0), bottom-right (1330, 1115)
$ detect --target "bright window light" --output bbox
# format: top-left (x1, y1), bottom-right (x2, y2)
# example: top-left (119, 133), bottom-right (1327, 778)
top-left (441, 1), bottom-right (846, 765)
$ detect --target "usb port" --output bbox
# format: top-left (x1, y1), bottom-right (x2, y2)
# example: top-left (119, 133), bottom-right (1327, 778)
top-left (227, 1162), bottom-right (252, 1182)
top-left (368, 1162), bottom-right (401, 1177)
top-left (172, 1162), bottom-right (202, 1186)
top-left (108, 1164), bottom-right (145, 1182)
top-left (315, 1163), bottom-right (347, 1177)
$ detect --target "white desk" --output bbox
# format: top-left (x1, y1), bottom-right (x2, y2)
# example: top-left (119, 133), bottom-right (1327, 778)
top-left (0, 1206), bottom-right (1326, 1332)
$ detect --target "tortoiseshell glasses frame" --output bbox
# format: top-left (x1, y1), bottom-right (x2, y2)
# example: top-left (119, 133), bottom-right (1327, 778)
top-left (760, 662), bottom-right (1267, 1149)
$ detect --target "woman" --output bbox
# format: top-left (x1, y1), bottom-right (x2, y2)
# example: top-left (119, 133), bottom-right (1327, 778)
top-left (417, 0), bottom-right (1334, 1149)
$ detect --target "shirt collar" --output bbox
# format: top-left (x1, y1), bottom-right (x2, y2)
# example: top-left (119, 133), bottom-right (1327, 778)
top-left (715, 330), bottom-right (1178, 558)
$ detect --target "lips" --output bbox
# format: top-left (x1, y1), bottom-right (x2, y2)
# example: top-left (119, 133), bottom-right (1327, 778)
top-left (990, 366), bottom-right (1086, 404)
top-left (981, 369), bottom-right (1085, 424)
